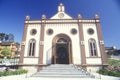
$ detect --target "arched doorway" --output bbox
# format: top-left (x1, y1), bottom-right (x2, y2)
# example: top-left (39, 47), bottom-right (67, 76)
top-left (52, 34), bottom-right (72, 64)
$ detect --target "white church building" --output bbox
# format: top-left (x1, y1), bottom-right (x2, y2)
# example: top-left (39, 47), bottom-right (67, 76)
top-left (19, 3), bottom-right (107, 72)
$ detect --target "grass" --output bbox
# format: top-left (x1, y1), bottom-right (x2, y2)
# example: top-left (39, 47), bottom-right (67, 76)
top-left (98, 58), bottom-right (120, 77)
top-left (107, 58), bottom-right (120, 66)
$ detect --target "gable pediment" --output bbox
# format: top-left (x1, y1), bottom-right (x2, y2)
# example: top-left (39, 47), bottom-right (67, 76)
top-left (50, 12), bottom-right (73, 19)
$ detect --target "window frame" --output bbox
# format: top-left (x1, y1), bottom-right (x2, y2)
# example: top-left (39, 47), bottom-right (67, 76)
top-left (30, 29), bottom-right (37, 36)
top-left (28, 39), bottom-right (36, 57)
top-left (88, 38), bottom-right (98, 57)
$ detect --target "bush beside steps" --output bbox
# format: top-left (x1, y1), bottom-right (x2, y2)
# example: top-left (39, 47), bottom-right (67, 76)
top-left (0, 69), bottom-right (27, 77)
top-left (98, 68), bottom-right (120, 77)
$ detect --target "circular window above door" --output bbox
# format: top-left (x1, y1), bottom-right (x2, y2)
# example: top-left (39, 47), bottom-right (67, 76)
top-left (71, 28), bottom-right (77, 35)
top-left (47, 29), bottom-right (53, 35)
top-left (87, 28), bottom-right (94, 35)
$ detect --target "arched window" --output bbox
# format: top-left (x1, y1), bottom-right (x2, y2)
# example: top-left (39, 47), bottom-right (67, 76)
top-left (57, 38), bottom-right (68, 43)
top-left (89, 39), bottom-right (97, 57)
top-left (28, 39), bottom-right (36, 56)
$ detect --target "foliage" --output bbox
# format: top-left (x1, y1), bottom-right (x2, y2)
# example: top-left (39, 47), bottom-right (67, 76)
top-left (0, 33), bottom-right (14, 42)
top-left (0, 69), bottom-right (27, 77)
top-left (0, 33), bottom-right (5, 41)
top-left (107, 50), bottom-right (114, 55)
top-left (98, 68), bottom-right (120, 77)
top-left (98, 59), bottom-right (120, 77)
top-left (107, 49), bottom-right (120, 55)
top-left (107, 58), bottom-right (120, 66)
top-left (8, 33), bottom-right (14, 42)
top-left (1, 47), bottom-right (11, 58)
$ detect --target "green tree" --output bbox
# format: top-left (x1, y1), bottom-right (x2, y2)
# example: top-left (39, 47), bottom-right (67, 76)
top-left (0, 33), bottom-right (5, 41)
top-left (1, 47), bottom-right (11, 58)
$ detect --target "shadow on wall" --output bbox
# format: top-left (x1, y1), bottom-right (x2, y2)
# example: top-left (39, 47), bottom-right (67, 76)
top-left (46, 46), bottom-right (53, 64)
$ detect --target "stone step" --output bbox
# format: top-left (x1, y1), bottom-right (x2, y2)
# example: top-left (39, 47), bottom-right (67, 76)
top-left (39, 69), bottom-right (85, 72)
top-left (43, 68), bottom-right (76, 70)
top-left (49, 65), bottom-right (73, 67)
top-left (32, 74), bottom-right (94, 78)
top-left (39, 70), bottom-right (83, 73)
top-left (44, 66), bottom-right (75, 68)
top-left (32, 64), bottom-right (95, 78)
top-left (46, 66), bottom-right (74, 68)
top-left (42, 69), bottom-right (82, 72)
top-left (35, 72), bottom-right (87, 75)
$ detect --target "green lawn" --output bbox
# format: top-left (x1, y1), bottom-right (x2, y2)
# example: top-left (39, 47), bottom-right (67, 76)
top-left (107, 58), bottom-right (120, 66)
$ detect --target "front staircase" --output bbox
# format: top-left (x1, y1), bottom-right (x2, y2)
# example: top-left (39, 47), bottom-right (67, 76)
top-left (32, 64), bottom-right (95, 78)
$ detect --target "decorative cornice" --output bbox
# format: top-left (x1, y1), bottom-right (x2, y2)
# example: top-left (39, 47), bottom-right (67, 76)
top-left (25, 19), bottom-right (99, 24)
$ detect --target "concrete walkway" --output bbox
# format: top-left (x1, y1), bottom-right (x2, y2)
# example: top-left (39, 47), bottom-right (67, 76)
top-left (0, 73), bottom-right (120, 80)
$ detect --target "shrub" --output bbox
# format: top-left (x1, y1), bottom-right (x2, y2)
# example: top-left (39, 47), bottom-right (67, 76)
top-left (98, 68), bottom-right (120, 77)
top-left (0, 69), bottom-right (27, 77)
top-left (14, 69), bottom-right (28, 75)
top-left (3, 71), bottom-right (14, 76)
top-left (0, 72), bottom-right (4, 77)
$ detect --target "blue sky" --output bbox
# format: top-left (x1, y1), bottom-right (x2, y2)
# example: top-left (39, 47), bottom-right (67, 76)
top-left (0, 0), bottom-right (120, 49)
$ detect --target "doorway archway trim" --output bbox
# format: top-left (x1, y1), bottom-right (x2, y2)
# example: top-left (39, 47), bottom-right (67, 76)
top-left (52, 34), bottom-right (73, 64)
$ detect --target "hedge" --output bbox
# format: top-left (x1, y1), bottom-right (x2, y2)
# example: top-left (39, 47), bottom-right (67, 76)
top-left (98, 68), bottom-right (120, 77)
top-left (0, 69), bottom-right (27, 77)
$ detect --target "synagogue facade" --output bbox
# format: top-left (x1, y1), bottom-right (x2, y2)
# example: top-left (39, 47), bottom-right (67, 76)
top-left (19, 3), bottom-right (107, 72)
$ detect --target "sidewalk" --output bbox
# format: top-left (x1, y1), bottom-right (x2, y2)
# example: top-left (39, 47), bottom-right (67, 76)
top-left (0, 73), bottom-right (120, 80)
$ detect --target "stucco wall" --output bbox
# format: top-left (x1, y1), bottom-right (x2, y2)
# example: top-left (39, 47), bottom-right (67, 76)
top-left (43, 23), bottom-right (81, 64)
top-left (83, 24), bottom-right (101, 57)
top-left (23, 58), bottom-right (38, 64)
top-left (23, 24), bottom-right (41, 64)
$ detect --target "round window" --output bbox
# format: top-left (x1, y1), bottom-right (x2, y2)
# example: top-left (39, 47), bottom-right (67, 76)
top-left (30, 29), bottom-right (37, 35)
top-left (47, 29), bottom-right (53, 35)
top-left (71, 28), bottom-right (77, 35)
top-left (88, 28), bottom-right (94, 35)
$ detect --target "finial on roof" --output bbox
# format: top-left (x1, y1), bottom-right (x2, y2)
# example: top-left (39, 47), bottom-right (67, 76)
top-left (26, 15), bottom-right (30, 20)
top-left (78, 14), bottom-right (82, 19)
top-left (58, 3), bottom-right (65, 12)
top-left (42, 14), bottom-right (46, 19)
top-left (60, 3), bottom-right (63, 6)
top-left (95, 14), bottom-right (100, 19)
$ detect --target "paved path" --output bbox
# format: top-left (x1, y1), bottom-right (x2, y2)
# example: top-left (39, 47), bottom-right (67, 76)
top-left (0, 73), bottom-right (120, 80)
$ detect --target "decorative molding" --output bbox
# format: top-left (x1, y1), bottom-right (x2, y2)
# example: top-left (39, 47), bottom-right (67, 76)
top-left (25, 20), bottom-right (41, 24)
top-left (24, 57), bottom-right (39, 58)
top-left (81, 41), bottom-right (84, 46)
top-left (86, 57), bottom-right (101, 58)
top-left (40, 41), bottom-right (44, 45)
top-left (75, 64), bottom-right (108, 66)
top-left (25, 19), bottom-right (97, 24)
top-left (82, 20), bottom-right (95, 23)
top-left (96, 20), bottom-right (100, 22)
top-left (100, 40), bottom-right (104, 45)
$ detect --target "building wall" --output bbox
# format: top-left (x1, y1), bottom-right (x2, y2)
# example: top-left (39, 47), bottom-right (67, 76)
top-left (83, 24), bottom-right (102, 65)
top-left (19, 3), bottom-right (107, 72)
top-left (43, 23), bottom-right (81, 64)
top-left (22, 22), bottom-right (103, 65)
top-left (23, 24), bottom-right (41, 64)
top-left (87, 66), bottom-right (102, 72)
